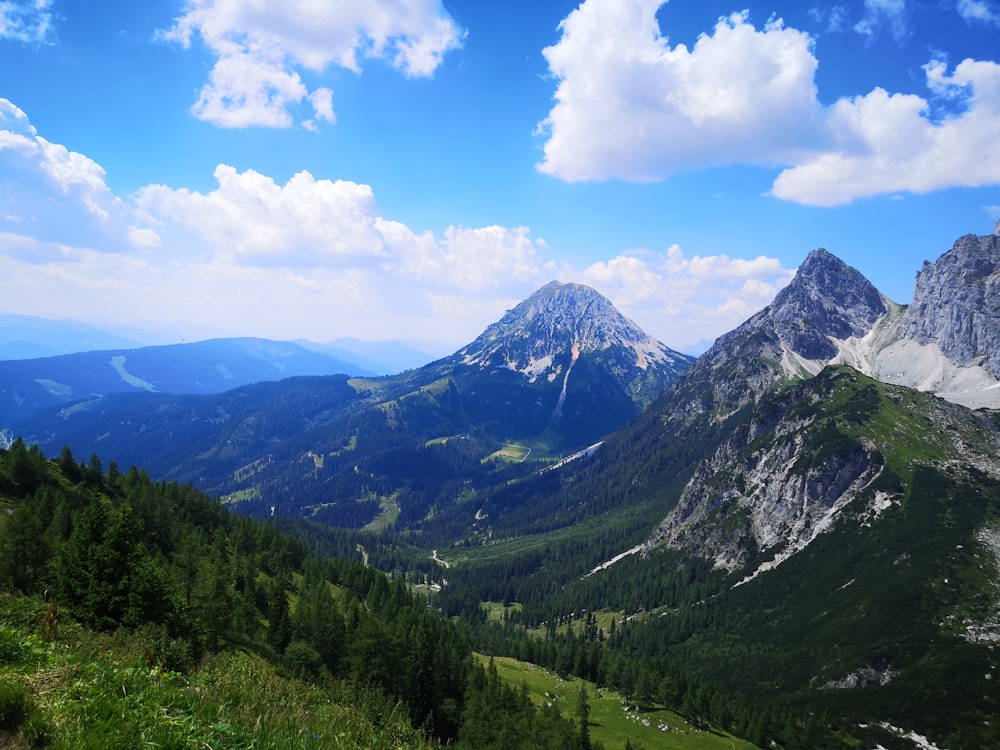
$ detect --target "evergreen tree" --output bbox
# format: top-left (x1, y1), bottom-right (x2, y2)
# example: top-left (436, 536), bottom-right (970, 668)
top-left (0, 502), bottom-right (50, 594)
top-left (576, 686), bottom-right (591, 750)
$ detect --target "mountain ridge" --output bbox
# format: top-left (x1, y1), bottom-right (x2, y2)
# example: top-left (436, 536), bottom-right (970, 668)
top-left (0, 336), bottom-right (376, 424)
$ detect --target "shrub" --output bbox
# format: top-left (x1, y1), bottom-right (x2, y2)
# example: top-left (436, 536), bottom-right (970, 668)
top-left (0, 674), bottom-right (31, 730)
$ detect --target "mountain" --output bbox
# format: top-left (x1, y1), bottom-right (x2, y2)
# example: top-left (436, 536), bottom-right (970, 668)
top-left (7, 231), bottom-right (1000, 747)
top-left (661, 226), bottom-right (1000, 423)
top-left (7, 282), bottom-right (693, 529)
top-left (422, 229), bottom-right (1000, 748)
top-left (576, 227), bottom-right (1000, 581)
top-left (0, 337), bottom-right (375, 424)
top-left (454, 281), bottom-right (690, 409)
top-left (0, 314), bottom-right (143, 359)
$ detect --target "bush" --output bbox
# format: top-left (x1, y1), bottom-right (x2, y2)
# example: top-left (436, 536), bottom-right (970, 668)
top-left (0, 627), bottom-right (26, 665)
top-left (0, 675), bottom-right (32, 730)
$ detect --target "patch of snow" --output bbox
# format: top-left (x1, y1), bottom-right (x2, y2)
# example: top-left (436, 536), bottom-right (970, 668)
top-left (777, 300), bottom-right (1000, 409)
top-left (586, 543), bottom-right (644, 577)
top-left (779, 346), bottom-right (825, 378)
top-left (539, 441), bottom-right (603, 474)
top-left (874, 722), bottom-right (948, 750)
top-left (519, 354), bottom-right (554, 382)
top-left (874, 339), bottom-right (1000, 409)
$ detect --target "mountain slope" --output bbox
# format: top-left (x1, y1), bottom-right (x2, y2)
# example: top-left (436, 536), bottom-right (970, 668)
top-left (454, 281), bottom-right (691, 408)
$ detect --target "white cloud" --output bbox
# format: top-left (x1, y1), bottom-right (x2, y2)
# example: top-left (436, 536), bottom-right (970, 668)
top-left (854, 0), bottom-right (908, 41)
top-left (162, 0), bottom-right (464, 129)
top-left (772, 58), bottom-right (1000, 205)
top-left (0, 98), bottom-right (124, 230)
top-left (135, 166), bottom-right (390, 265)
top-left (537, 0), bottom-right (1000, 205)
top-left (0, 0), bottom-right (53, 44)
top-left (536, 3), bottom-right (820, 182)
top-left (2, 98), bottom-right (791, 349)
top-left (957, 0), bottom-right (1000, 26)
top-left (575, 245), bottom-right (794, 350)
top-left (127, 227), bottom-right (161, 249)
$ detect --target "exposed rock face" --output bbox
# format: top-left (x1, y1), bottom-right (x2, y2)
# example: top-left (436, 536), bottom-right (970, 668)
top-left (645, 367), bottom-right (1000, 578)
top-left (770, 249), bottom-right (887, 360)
top-left (664, 229), bottom-right (1000, 415)
top-left (901, 231), bottom-right (1000, 379)
top-left (647, 370), bottom-right (886, 574)
top-left (662, 249), bottom-right (888, 420)
top-left (457, 281), bottom-right (693, 406)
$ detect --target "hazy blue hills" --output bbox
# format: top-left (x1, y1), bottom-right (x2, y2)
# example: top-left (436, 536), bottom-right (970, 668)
top-left (0, 314), bottom-right (143, 359)
top-left (0, 337), bottom-right (375, 423)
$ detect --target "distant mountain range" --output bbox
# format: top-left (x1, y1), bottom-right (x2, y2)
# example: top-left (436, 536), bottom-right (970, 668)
top-left (0, 337), bottom-right (377, 424)
top-left (5, 282), bottom-right (693, 528)
top-left (0, 314), bottom-right (143, 359)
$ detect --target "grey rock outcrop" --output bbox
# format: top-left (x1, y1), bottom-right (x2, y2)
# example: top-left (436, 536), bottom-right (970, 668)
top-left (769, 249), bottom-right (887, 360)
top-left (662, 249), bottom-right (888, 421)
top-left (901, 231), bottom-right (1000, 379)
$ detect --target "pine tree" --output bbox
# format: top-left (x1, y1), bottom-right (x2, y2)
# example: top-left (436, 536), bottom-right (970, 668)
top-left (577, 686), bottom-right (591, 750)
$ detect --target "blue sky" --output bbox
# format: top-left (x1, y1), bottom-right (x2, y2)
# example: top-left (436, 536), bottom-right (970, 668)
top-left (1, 0), bottom-right (999, 353)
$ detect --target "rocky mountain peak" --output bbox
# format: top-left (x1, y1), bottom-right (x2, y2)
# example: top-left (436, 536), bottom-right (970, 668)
top-left (459, 281), bottom-right (686, 374)
top-left (901, 229), bottom-right (1000, 377)
top-left (454, 280), bottom-right (693, 408)
top-left (768, 249), bottom-right (887, 360)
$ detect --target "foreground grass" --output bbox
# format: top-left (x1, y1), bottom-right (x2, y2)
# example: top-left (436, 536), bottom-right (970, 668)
top-left (478, 654), bottom-right (759, 750)
top-left (0, 595), bottom-right (432, 750)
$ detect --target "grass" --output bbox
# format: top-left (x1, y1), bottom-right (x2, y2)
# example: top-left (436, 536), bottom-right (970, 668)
top-left (481, 601), bottom-right (523, 622)
top-left (483, 443), bottom-right (532, 463)
top-left (477, 654), bottom-right (759, 750)
top-left (362, 493), bottom-right (401, 533)
top-left (0, 594), bottom-right (433, 750)
top-left (440, 498), bottom-right (662, 567)
top-left (220, 487), bottom-right (261, 504)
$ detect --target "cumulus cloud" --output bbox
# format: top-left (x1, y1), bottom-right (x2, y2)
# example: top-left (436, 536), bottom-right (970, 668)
top-left (2, 98), bottom-right (791, 348)
top-left (537, 4), bottom-right (819, 182)
top-left (0, 98), bottom-right (124, 234)
top-left (773, 58), bottom-right (1000, 205)
top-left (576, 246), bottom-right (794, 350)
top-left (161, 0), bottom-right (464, 129)
top-left (537, 0), bottom-right (1000, 205)
top-left (0, 0), bottom-right (54, 44)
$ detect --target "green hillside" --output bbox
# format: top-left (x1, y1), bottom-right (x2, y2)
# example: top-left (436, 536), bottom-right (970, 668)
top-left (0, 440), bottom-right (616, 749)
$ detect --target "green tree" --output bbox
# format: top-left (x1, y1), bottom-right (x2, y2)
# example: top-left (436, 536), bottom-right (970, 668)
top-left (576, 686), bottom-right (591, 750)
top-left (0, 503), bottom-right (51, 594)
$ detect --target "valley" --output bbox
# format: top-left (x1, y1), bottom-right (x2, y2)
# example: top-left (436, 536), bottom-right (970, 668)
top-left (3, 228), bottom-right (1000, 748)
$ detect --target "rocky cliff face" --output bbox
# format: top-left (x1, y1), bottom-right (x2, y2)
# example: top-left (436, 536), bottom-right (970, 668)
top-left (770, 249), bottom-right (887, 360)
top-left (665, 226), bottom-right (1000, 415)
top-left (645, 367), bottom-right (1000, 578)
top-left (661, 249), bottom-right (889, 422)
top-left (642, 227), bottom-right (1000, 577)
top-left (901, 226), bottom-right (1000, 378)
